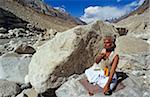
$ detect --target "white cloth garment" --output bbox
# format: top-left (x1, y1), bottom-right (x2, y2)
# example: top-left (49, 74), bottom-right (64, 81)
top-left (85, 63), bottom-right (117, 89)
top-left (85, 63), bottom-right (102, 84)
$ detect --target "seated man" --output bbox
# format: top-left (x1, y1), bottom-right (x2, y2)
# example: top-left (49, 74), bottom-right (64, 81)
top-left (83, 36), bottom-right (119, 95)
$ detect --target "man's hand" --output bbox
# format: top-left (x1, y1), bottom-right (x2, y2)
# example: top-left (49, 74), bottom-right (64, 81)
top-left (103, 84), bottom-right (109, 94)
top-left (100, 53), bottom-right (106, 58)
top-left (95, 53), bottom-right (106, 64)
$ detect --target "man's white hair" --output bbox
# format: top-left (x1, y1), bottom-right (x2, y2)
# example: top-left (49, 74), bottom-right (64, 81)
top-left (103, 35), bottom-right (116, 43)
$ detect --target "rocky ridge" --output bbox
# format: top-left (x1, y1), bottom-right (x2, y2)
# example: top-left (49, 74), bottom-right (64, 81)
top-left (0, 0), bottom-right (85, 32)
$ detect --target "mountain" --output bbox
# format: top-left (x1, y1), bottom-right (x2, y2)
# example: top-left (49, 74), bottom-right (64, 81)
top-left (113, 0), bottom-right (149, 23)
top-left (0, 0), bottom-right (86, 31)
top-left (0, 8), bottom-right (28, 29)
top-left (113, 0), bottom-right (150, 43)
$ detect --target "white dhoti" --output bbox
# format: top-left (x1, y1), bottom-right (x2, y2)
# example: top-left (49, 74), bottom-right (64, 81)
top-left (85, 63), bottom-right (117, 90)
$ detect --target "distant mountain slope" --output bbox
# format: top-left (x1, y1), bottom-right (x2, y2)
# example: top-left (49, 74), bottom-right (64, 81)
top-left (113, 0), bottom-right (149, 23)
top-left (14, 0), bottom-right (85, 24)
top-left (113, 0), bottom-right (150, 39)
top-left (0, 8), bottom-right (28, 29)
top-left (0, 0), bottom-right (85, 31)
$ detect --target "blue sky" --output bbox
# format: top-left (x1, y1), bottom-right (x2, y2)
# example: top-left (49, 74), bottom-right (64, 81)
top-left (44, 0), bottom-right (145, 23)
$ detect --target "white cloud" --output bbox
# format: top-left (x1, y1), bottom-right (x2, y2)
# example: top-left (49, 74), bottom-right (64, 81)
top-left (80, 6), bottom-right (130, 23)
top-left (80, 0), bottom-right (145, 23)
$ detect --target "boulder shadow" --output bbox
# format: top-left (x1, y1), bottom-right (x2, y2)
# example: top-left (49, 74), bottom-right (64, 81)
top-left (112, 71), bottom-right (129, 92)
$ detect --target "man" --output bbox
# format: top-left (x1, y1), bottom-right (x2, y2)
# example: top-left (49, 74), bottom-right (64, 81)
top-left (84, 36), bottom-right (119, 95)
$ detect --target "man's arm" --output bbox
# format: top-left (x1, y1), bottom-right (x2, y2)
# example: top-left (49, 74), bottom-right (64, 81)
top-left (95, 53), bottom-right (105, 64)
top-left (103, 55), bottom-right (119, 94)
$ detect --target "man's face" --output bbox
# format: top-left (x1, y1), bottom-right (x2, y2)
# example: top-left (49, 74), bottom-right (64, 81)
top-left (103, 39), bottom-right (113, 49)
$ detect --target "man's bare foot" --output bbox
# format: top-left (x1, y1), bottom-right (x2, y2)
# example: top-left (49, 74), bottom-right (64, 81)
top-left (89, 92), bottom-right (94, 96)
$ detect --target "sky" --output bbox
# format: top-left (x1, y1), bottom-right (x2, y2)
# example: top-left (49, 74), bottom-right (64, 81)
top-left (43, 0), bottom-right (145, 23)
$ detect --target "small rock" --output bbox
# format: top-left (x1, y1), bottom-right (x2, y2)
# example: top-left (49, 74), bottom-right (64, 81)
top-left (41, 29), bottom-right (57, 40)
top-left (0, 33), bottom-right (12, 39)
top-left (8, 28), bottom-right (26, 37)
top-left (0, 27), bottom-right (7, 34)
top-left (26, 24), bottom-right (35, 31)
top-left (147, 38), bottom-right (150, 44)
top-left (143, 76), bottom-right (147, 79)
top-left (20, 83), bottom-right (32, 90)
top-left (15, 44), bottom-right (36, 54)
top-left (16, 88), bottom-right (38, 97)
top-left (0, 79), bottom-right (21, 97)
top-left (142, 92), bottom-right (149, 97)
top-left (144, 81), bottom-right (147, 84)
top-left (131, 70), bottom-right (144, 76)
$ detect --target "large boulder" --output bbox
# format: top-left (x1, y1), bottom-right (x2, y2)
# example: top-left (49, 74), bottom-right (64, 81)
top-left (28, 21), bottom-right (118, 93)
top-left (0, 52), bottom-right (31, 83)
top-left (56, 74), bottom-right (145, 97)
top-left (115, 36), bottom-right (150, 55)
top-left (116, 36), bottom-right (150, 77)
top-left (0, 79), bottom-right (21, 97)
top-left (117, 54), bottom-right (147, 71)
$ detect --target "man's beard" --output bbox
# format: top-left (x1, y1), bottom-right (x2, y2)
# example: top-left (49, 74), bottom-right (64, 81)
top-left (105, 44), bottom-right (115, 51)
top-left (105, 46), bottom-right (114, 51)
